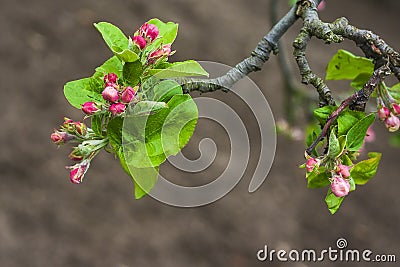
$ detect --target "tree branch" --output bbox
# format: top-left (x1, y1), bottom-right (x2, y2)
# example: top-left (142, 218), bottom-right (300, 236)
top-left (306, 64), bottom-right (391, 155)
top-left (181, 0), bottom-right (323, 93)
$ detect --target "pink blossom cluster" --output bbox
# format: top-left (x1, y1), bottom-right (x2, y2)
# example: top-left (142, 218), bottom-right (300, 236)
top-left (305, 157), bottom-right (352, 197)
top-left (81, 73), bottom-right (138, 117)
top-left (51, 118), bottom-right (92, 184)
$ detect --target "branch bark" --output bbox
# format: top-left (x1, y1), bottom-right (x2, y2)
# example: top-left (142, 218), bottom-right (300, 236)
top-left (181, 0), bottom-right (323, 93)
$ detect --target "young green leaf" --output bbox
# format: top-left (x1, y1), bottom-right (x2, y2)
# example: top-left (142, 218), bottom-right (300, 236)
top-left (326, 49), bottom-right (374, 80)
top-left (328, 129), bottom-right (340, 158)
top-left (350, 152), bottom-right (381, 185)
top-left (325, 189), bottom-right (345, 215)
top-left (388, 83), bottom-right (400, 101)
top-left (123, 61), bottom-right (143, 86)
top-left (144, 80), bottom-right (183, 102)
top-left (313, 105), bottom-right (337, 124)
top-left (346, 113), bottom-right (375, 151)
top-left (131, 101), bottom-right (168, 116)
top-left (337, 109), bottom-right (366, 136)
top-left (91, 115), bottom-right (103, 136)
top-left (94, 22), bottom-right (129, 53)
top-left (123, 94), bottom-right (198, 168)
top-left (147, 60), bottom-right (209, 78)
top-left (350, 73), bottom-right (372, 90)
top-left (113, 46), bottom-right (139, 63)
top-left (307, 167), bottom-right (330, 188)
top-left (94, 56), bottom-right (123, 78)
top-left (107, 117), bottom-right (123, 151)
top-left (64, 77), bottom-right (105, 109)
top-left (147, 18), bottom-right (179, 44)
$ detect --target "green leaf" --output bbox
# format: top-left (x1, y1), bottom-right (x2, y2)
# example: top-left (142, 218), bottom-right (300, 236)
top-left (326, 50), bottom-right (374, 80)
top-left (307, 167), bottom-right (330, 189)
top-left (325, 189), bottom-right (345, 214)
top-left (313, 106), bottom-right (336, 124)
top-left (148, 60), bottom-right (209, 78)
top-left (64, 77), bottom-right (104, 109)
top-left (107, 117), bottom-right (123, 151)
top-left (350, 152), bottom-right (381, 185)
top-left (129, 166), bottom-right (159, 199)
top-left (388, 83), bottom-right (400, 101)
top-left (350, 73), bottom-right (372, 90)
top-left (113, 46), bottom-right (139, 63)
top-left (91, 115), bottom-right (103, 136)
top-left (123, 94), bottom-right (198, 168)
top-left (305, 124), bottom-right (321, 157)
top-left (131, 101), bottom-right (168, 116)
top-left (346, 113), bottom-right (375, 151)
top-left (94, 56), bottom-right (123, 77)
top-left (123, 61), bottom-right (143, 86)
top-left (337, 109), bottom-right (366, 136)
top-left (328, 129), bottom-right (340, 158)
top-left (341, 154), bottom-right (353, 166)
top-left (115, 147), bottom-right (158, 200)
top-left (147, 18), bottom-right (179, 44)
top-left (349, 177), bottom-right (356, 191)
top-left (94, 22), bottom-right (128, 53)
top-left (143, 80), bottom-right (183, 102)
top-left (288, 0), bottom-right (297, 6)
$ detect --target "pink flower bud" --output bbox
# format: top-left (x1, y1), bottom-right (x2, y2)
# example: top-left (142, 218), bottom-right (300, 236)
top-left (103, 73), bottom-right (118, 84)
top-left (109, 103), bottom-right (126, 116)
top-left (385, 113), bottom-right (400, 132)
top-left (74, 122), bottom-right (87, 136)
top-left (139, 22), bottom-right (159, 41)
top-left (331, 175), bottom-right (350, 197)
top-left (378, 106), bottom-right (390, 120)
top-left (306, 157), bottom-right (319, 172)
top-left (148, 44), bottom-right (173, 64)
top-left (121, 86), bottom-right (136, 103)
top-left (337, 164), bottom-right (351, 178)
top-left (67, 160), bottom-right (90, 184)
top-left (51, 130), bottom-right (75, 145)
top-left (133, 35), bottom-right (147, 50)
top-left (82, 102), bottom-right (100, 115)
top-left (391, 103), bottom-right (400, 115)
top-left (102, 86), bottom-right (120, 103)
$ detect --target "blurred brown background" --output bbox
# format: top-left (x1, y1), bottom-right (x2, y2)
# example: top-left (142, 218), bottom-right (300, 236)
top-left (1, 0), bottom-right (400, 266)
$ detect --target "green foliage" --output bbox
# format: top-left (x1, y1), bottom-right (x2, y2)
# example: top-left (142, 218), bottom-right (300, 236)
top-left (351, 152), bottom-right (381, 185)
top-left (147, 18), bottom-right (179, 44)
top-left (148, 60), bottom-right (209, 78)
top-left (313, 105), bottom-right (337, 124)
top-left (346, 114), bottom-right (375, 151)
top-left (123, 60), bottom-right (143, 86)
top-left (64, 78), bottom-right (105, 109)
top-left (325, 190), bottom-right (345, 215)
top-left (326, 49), bottom-right (374, 80)
top-left (94, 22), bottom-right (129, 54)
top-left (307, 167), bottom-right (330, 188)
